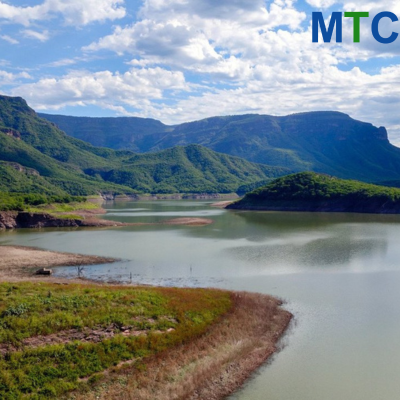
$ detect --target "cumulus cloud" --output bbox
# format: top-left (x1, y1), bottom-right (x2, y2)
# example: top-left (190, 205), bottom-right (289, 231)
top-left (0, 70), bottom-right (31, 85)
top-left (84, 0), bottom-right (307, 80)
top-left (11, 67), bottom-right (187, 111)
top-left (0, 0), bottom-right (126, 26)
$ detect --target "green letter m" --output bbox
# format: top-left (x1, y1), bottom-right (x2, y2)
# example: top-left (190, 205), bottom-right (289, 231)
top-left (312, 12), bottom-right (343, 43)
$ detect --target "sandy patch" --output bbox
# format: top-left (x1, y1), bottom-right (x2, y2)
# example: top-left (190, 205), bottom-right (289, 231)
top-left (163, 218), bottom-right (214, 226)
top-left (0, 245), bottom-right (117, 282)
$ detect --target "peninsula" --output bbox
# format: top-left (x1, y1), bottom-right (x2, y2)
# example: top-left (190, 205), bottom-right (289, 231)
top-left (227, 172), bottom-right (400, 214)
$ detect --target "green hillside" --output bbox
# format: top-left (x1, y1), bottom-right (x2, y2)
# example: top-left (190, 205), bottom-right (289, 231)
top-left (39, 113), bottom-right (170, 151)
top-left (85, 145), bottom-right (287, 194)
top-left (227, 172), bottom-right (400, 214)
top-left (0, 96), bottom-right (287, 197)
top-left (41, 112), bottom-right (400, 183)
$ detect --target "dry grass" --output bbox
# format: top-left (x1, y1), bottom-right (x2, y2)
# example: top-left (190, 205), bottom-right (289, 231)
top-left (70, 292), bottom-right (292, 400)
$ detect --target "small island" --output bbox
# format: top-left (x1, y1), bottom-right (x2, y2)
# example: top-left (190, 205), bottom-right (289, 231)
top-left (227, 172), bottom-right (400, 214)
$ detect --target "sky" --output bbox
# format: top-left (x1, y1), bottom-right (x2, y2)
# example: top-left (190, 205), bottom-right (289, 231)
top-left (1, 0), bottom-right (400, 143)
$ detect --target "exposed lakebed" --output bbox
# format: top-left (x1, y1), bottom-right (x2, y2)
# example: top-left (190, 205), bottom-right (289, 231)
top-left (1, 200), bottom-right (400, 399)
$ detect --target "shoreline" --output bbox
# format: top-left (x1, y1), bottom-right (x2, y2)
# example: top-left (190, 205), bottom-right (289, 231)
top-left (0, 210), bottom-right (214, 230)
top-left (0, 245), bottom-right (118, 282)
top-left (226, 202), bottom-right (400, 214)
top-left (73, 291), bottom-right (292, 400)
top-left (99, 193), bottom-right (239, 201)
top-left (0, 245), bottom-right (293, 400)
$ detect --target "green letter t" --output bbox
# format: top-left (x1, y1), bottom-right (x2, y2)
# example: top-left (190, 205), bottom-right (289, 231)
top-left (344, 12), bottom-right (369, 42)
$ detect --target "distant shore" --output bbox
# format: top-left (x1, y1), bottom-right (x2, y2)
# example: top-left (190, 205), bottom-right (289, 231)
top-left (0, 209), bottom-right (214, 230)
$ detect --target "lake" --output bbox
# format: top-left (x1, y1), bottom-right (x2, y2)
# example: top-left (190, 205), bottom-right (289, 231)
top-left (1, 200), bottom-right (400, 399)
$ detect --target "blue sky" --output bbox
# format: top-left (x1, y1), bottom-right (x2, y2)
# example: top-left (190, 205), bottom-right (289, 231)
top-left (1, 0), bottom-right (400, 143)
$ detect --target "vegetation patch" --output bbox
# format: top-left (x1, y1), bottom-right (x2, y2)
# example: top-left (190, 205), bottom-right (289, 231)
top-left (0, 193), bottom-right (87, 212)
top-left (0, 282), bottom-right (231, 399)
top-left (228, 172), bottom-right (400, 213)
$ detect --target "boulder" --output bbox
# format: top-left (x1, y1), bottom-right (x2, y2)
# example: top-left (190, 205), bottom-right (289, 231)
top-left (35, 268), bottom-right (53, 276)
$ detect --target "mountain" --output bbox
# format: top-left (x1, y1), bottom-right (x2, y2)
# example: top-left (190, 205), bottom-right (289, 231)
top-left (0, 96), bottom-right (287, 196)
top-left (83, 145), bottom-right (287, 194)
top-left (227, 172), bottom-right (400, 214)
top-left (39, 113), bottom-right (170, 151)
top-left (40, 112), bottom-right (400, 183)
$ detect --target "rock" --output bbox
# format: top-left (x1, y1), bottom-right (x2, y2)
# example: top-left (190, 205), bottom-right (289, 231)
top-left (0, 212), bottom-right (18, 230)
top-left (35, 268), bottom-right (53, 276)
top-left (16, 212), bottom-right (81, 228)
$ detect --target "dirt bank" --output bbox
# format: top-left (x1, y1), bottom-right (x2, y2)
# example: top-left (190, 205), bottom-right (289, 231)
top-left (0, 245), bottom-right (117, 282)
top-left (72, 291), bottom-right (292, 400)
top-left (0, 211), bottom-right (127, 230)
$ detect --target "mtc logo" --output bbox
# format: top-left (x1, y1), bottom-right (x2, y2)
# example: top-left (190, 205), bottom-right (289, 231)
top-left (312, 12), bottom-right (398, 43)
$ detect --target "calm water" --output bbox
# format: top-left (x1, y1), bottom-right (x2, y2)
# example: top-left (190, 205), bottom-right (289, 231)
top-left (2, 200), bottom-right (400, 399)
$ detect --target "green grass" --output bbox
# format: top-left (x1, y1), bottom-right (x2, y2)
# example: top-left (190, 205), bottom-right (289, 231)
top-left (25, 201), bottom-right (98, 214)
top-left (0, 282), bottom-right (231, 399)
top-left (0, 193), bottom-right (88, 212)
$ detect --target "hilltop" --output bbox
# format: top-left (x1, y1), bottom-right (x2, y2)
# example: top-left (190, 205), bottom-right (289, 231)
top-left (40, 111), bottom-right (400, 183)
top-left (0, 95), bottom-right (288, 198)
top-left (227, 172), bottom-right (400, 214)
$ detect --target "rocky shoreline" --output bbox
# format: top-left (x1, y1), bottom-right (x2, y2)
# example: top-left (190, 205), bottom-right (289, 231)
top-left (0, 211), bottom-right (214, 230)
top-left (0, 211), bottom-right (126, 230)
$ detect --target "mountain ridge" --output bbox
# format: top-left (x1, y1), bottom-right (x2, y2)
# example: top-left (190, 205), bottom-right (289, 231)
top-left (0, 95), bottom-right (288, 196)
top-left (39, 110), bottom-right (400, 182)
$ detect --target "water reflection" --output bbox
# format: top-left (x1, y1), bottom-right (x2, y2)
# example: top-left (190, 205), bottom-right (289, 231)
top-left (228, 237), bottom-right (387, 269)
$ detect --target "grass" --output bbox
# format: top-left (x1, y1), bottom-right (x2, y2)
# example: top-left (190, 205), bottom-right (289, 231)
top-left (0, 282), bottom-right (231, 399)
top-left (0, 193), bottom-right (88, 212)
top-left (70, 291), bottom-right (292, 400)
top-left (26, 202), bottom-right (98, 213)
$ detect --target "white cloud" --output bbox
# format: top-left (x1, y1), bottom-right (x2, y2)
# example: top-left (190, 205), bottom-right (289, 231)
top-left (22, 30), bottom-right (50, 42)
top-left (0, 70), bottom-right (31, 85)
top-left (11, 67), bottom-right (187, 111)
top-left (84, 0), bottom-right (307, 81)
top-left (305, 0), bottom-right (338, 8)
top-left (0, 0), bottom-right (126, 26)
top-left (0, 35), bottom-right (18, 44)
